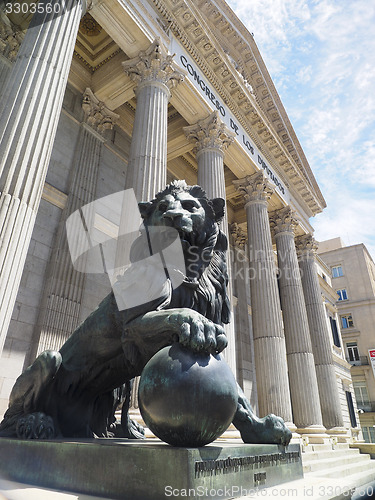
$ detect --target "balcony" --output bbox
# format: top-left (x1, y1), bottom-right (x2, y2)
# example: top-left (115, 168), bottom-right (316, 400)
top-left (357, 401), bottom-right (375, 413)
top-left (347, 356), bottom-right (369, 366)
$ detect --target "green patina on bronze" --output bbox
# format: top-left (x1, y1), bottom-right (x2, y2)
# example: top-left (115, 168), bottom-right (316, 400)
top-left (0, 181), bottom-right (291, 447)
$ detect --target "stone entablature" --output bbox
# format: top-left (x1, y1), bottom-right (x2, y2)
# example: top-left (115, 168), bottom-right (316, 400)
top-left (150, 0), bottom-right (325, 217)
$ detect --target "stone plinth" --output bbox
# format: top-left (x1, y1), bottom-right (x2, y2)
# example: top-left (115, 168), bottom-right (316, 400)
top-left (0, 438), bottom-right (302, 499)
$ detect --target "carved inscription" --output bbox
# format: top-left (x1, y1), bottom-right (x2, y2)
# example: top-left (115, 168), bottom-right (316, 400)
top-left (195, 451), bottom-right (300, 477)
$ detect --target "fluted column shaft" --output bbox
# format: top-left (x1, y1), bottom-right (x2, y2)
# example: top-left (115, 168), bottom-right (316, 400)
top-left (271, 208), bottom-right (323, 429)
top-left (125, 82), bottom-right (169, 201)
top-left (32, 89), bottom-right (118, 358)
top-left (184, 112), bottom-right (237, 374)
top-left (122, 41), bottom-right (184, 409)
top-left (123, 39), bottom-right (184, 202)
top-left (231, 224), bottom-right (257, 408)
top-left (234, 172), bottom-right (293, 422)
top-left (0, 0), bottom-right (85, 356)
top-left (296, 235), bottom-right (344, 429)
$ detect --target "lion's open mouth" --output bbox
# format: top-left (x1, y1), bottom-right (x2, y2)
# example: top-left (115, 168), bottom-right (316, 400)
top-left (176, 228), bottom-right (196, 248)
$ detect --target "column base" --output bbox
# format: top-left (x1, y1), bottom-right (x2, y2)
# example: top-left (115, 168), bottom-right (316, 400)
top-left (327, 426), bottom-right (351, 443)
top-left (296, 425), bottom-right (331, 444)
top-left (285, 422), bottom-right (301, 443)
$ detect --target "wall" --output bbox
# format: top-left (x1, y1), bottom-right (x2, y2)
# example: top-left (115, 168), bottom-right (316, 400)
top-left (0, 85), bottom-right (129, 418)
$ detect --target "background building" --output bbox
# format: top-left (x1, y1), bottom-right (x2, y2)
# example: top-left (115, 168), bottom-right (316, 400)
top-left (0, 0), bottom-right (359, 444)
top-left (319, 238), bottom-right (375, 442)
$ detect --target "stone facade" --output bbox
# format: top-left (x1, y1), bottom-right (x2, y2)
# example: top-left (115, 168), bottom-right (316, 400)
top-left (319, 238), bottom-right (375, 442)
top-left (0, 0), bottom-right (359, 442)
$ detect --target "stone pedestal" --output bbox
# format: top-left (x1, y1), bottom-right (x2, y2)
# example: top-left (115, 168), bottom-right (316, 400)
top-left (0, 0), bottom-right (86, 357)
top-left (0, 438), bottom-right (302, 499)
top-left (184, 112), bottom-right (237, 375)
top-left (234, 173), bottom-right (293, 425)
top-left (296, 235), bottom-right (345, 432)
top-left (270, 208), bottom-right (327, 441)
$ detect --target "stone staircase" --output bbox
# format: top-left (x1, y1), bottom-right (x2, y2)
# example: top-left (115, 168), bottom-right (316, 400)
top-left (303, 443), bottom-right (375, 491)
top-left (303, 443), bottom-right (375, 481)
top-left (236, 443), bottom-right (375, 499)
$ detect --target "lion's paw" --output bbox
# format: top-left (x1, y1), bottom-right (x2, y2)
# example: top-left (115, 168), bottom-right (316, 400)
top-left (16, 412), bottom-right (55, 439)
top-left (238, 413), bottom-right (292, 446)
top-left (169, 309), bottom-right (227, 354)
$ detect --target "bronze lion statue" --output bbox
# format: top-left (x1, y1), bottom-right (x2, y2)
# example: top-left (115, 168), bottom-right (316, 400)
top-left (0, 181), bottom-right (291, 446)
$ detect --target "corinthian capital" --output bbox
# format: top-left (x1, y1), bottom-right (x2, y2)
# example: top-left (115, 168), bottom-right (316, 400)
top-left (0, 12), bottom-right (25, 61)
top-left (122, 38), bottom-right (185, 94)
top-left (269, 206), bottom-right (298, 236)
top-left (82, 88), bottom-right (119, 134)
top-left (230, 223), bottom-right (247, 248)
top-left (233, 171), bottom-right (274, 204)
top-left (183, 111), bottom-right (235, 153)
top-left (295, 234), bottom-right (318, 259)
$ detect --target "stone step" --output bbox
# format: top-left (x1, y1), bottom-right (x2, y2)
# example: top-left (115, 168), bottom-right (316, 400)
top-left (302, 446), bottom-right (361, 462)
top-left (307, 456), bottom-right (375, 479)
top-left (302, 442), bottom-right (350, 453)
top-left (237, 473), bottom-right (375, 500)
top-left (303, 452), bottom-right (370, 473)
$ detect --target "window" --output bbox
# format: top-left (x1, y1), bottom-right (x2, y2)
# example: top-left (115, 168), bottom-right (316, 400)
top-left (347, 342), bottom-right (360, 362)
top-left (353, 382), bottom-right (369, 407)
top-left (341, 314), bottom-right (354, 329)
top-left (337, 288), bottom-right (348, 301)
top-left (362, 427), bottom-right (375, 443)
top-left (329, 317), bottom-right (341, 347)
top-left (346, 391), bottom-right (357, 428)
top-left (332, 265), bottom-right (343, 278)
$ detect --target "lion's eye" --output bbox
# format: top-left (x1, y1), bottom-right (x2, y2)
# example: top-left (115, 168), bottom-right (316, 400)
top-left (181, 200), bottom-right (197, 211)
top-left (158, 202), bottom-right (168, 212)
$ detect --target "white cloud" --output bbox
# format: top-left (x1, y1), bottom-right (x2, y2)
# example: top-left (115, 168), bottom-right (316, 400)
top-left (227, 0), bottom-right (375, 260)
top-left (313, 193), bottom-right (375, 261)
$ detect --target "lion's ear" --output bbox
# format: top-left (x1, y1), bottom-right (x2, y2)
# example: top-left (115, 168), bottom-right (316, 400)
top-left (138, 201), bottom-right (152, 219)
top-left (211, 197), bottom-right (225, 222)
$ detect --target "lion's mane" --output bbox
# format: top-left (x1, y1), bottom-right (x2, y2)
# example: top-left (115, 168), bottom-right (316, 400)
top-left (139, 180), bottom-right (231, 326)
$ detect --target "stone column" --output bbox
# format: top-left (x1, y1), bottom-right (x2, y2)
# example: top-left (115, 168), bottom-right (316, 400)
top-left (230, 223), bottom-right (257, 410)
top-left (122, 40), bottom-right (184, 409)
top-left (0, 0), bottom-right (86, 357)
top-left (270, 208), bottom-right (327, 439)
top-left (32, 89), bottom-right (118, 358)
top-left (234, 172), bottom-right (293, 424)
top-left (122, 38), bottom-right (185, 202)
top-left (183, 111), bottom-right (237, 373)
top-left (296, 235), bottom-right (345, 431)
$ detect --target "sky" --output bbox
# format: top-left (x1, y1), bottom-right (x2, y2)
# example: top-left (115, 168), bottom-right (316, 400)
top-left (226, 0), bottom-right (375, 260)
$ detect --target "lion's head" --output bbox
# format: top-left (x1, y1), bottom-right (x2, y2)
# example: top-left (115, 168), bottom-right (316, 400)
top-left (135, 181), bottom-right (231, 326)
top-left (138, 181), bottom-right (224, 244)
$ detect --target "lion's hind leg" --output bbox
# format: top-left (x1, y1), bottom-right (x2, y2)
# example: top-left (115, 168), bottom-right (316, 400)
top-left (0, 350), bottom-right (62, 438)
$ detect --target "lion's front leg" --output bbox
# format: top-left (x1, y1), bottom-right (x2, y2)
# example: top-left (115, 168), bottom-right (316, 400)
top-left (125, 308), bottom-right (227, 357)
top-left (166, 309), bottom-right (227, 353)
top-left (233, 385), bottom-right (292, 446)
